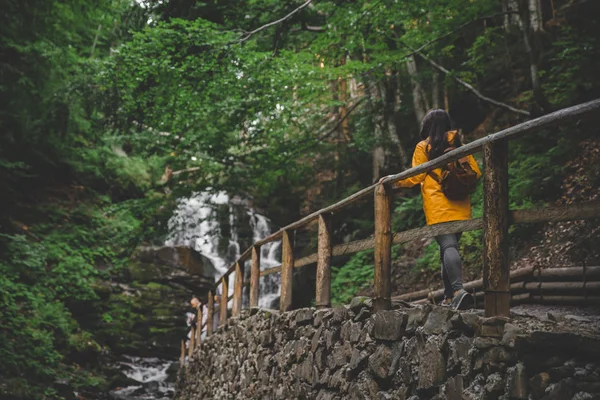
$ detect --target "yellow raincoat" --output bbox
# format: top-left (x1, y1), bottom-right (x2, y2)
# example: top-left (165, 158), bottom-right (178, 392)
top-left (394, 131), bottom-right (482, 225)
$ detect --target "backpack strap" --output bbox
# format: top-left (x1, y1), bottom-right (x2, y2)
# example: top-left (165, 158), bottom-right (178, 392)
top-left (426, 146), bottom-right (456, 184)
top-left (427, 169), bottom-right (442, 184)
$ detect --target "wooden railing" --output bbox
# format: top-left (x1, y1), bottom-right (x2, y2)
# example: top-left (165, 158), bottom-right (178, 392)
top-left (182, 98), bottom-right (600, 360)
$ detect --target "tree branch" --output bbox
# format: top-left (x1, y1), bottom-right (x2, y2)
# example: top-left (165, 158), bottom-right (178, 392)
top-left (405, 11), bottom-right (519, 58)
top-left (241, 0), bottom-right (313, 42)
top-left (404, 45), bottom-right (530, 116)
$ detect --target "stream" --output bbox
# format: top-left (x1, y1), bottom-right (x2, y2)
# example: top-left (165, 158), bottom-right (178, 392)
top-left (109, 356), bottom-right (176, 400)
top-left (107, 191), bottom-right (281, 399)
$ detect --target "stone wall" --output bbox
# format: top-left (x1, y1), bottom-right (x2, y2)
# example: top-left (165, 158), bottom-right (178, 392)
top-left (175, 298), bottom-right (600, 400)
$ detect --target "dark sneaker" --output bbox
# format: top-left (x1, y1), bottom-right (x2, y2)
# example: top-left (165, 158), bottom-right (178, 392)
top-left (451, 289), bottom-right (474, 310)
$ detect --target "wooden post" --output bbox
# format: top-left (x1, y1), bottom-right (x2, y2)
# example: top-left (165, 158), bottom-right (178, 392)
top-left (250, 246), bottom-right (261, 308)
top-left (232, 262), bottom-right (244, 317)
top-left (196, 305), bottom-right (203, 346)
top-left (188, 327), bottom-right (195, 358)
top-left (374, 183), bottom-right (392, 311)
top-left (316, 214), bottom-right (332, 309)
top-left (280, 230), bottom-right (295, 312)
top-left (207, 290), bottom-right (214, 336)
top-left (220, 277), bottom-right (228, 326)
top-left (180, 339), bottom-right (185, 367)
top-left (483, 140), bottom-right (510, 318)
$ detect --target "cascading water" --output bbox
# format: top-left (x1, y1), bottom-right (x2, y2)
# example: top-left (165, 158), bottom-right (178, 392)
top-left (165, 191), bottom-right (281, 308)
top-left (110, 356), bottom-right (175, 400)
top-left (108, 192), bottom-right (281, 400)
top-left (250, 214), bottom-right (281, 309)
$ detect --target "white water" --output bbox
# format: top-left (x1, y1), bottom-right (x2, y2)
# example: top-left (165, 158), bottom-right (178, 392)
top-left (111, 356), bottom-right (174, 400)
top-left (165, 191), bottom-right (281, 309)
top-left (251, 214), bottom-right (281, 308)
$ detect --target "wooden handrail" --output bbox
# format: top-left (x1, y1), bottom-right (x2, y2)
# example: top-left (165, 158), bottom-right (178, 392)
top-left (194, 99), bottom-right (600, 334)
top-left (207, 99), bottom-right (600, 294)
top-left (229, 202), bottom-right (600, 279)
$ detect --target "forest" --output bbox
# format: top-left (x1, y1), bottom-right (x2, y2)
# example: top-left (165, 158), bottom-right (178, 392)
top-left (1, 0), bottom-right (599, 398)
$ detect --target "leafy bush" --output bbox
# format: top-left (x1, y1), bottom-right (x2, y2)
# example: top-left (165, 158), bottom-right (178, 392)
top-left (330, 250), bottom-right (375, 306)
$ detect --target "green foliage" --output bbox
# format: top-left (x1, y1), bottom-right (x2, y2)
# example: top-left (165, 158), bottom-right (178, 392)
top-left (330, 251), bottom-right (375, 306)
top-left (3, 0), bottom-right (600, 397)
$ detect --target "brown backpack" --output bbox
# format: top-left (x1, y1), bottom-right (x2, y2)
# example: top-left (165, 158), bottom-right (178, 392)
top-left (428, 147), bottom-right (478, 200)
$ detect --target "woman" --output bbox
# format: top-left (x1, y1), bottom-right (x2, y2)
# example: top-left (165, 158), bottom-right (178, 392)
top-left (382, 109), bottom-right (481, 309)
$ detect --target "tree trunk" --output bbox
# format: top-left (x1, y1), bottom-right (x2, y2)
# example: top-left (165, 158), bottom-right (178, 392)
top-left (528, 0), bottom-right (543, 32)
top-left (519, 0), bottom-right (553, 112)
top-left (406, 55), bottom-right (430, 125)
top-left (432, 71), bottom-right (441, 109)
top-left (503, 0), bottom-right (522, 30)
top-left (380, 74), bottom-right (409, 168)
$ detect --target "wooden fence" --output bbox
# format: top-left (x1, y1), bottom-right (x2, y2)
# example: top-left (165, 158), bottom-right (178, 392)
top-left (181, 98), bottom-right (600, 362)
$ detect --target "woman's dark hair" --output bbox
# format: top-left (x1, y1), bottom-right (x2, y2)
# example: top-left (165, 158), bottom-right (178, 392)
top-left (420, 109), bottom-right (462, 160)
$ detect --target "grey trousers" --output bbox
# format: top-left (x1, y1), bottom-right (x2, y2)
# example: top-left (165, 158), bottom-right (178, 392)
top-left (435, 233), bottom-right (463, 299)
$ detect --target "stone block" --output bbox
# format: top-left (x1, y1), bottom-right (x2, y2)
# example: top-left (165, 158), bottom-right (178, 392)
top-left (505, 362), bottom-right (527, 399)
top-left (479, 316), bottom-right (510, 338)
top-left (314, 309), bottom-right (332, 328)
top-left (329, 368), bottom-right (346, 389)
top-left (372, 310), bottom-right (408, 341)
top-left (543, 379), bottom-right (576, 400)
top-left (368, 344), bottom-right (394, 380)
top-left (450, 312), bottom-right (480, 335)
top-left (296, 308), bottom-right (314, 326)
top-left (406, 304), bottom-right (431, 332)
top-left (312, 326), bottom-right (324, 353)
top-left (331, 307), bottom-right (350, 324)
top-left (483, 372), bottom-right (504, 400)
top-left (350, 296), bottom-right (373, 314)
top-left (350, 322), bottom-right (362, 344)
top-left (529, 372), bottom-right (550, 399)
top-left (354, 308), bottom-right (371, 322)
top-left (423, 306), bottom-right (454, 335)
top-left (418, 339), bottom-right (446, 390)
top-left (442, 374), bottom-right (464, 400)
top-left (447, 336), bottom-right (472, 375)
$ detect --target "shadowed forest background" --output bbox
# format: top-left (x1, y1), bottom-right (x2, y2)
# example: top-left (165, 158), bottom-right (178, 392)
top-left (1, 0), bottom-right (600, 398)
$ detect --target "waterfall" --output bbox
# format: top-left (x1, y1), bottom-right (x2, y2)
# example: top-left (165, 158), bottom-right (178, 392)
top-left (165, 191), bottom-right (281, 309)
top-left (250, 214), bottom-right (281, 309)
top-left (110, 356), bottom-right (175, 400)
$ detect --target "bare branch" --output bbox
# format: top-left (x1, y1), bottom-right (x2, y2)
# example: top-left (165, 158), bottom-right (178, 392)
top-left (241, 0), bottom-right (313, 42)
top-left (405, 46), bottom-right (531, 116)
top-left (405, 11), bottom-right (519, 57)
